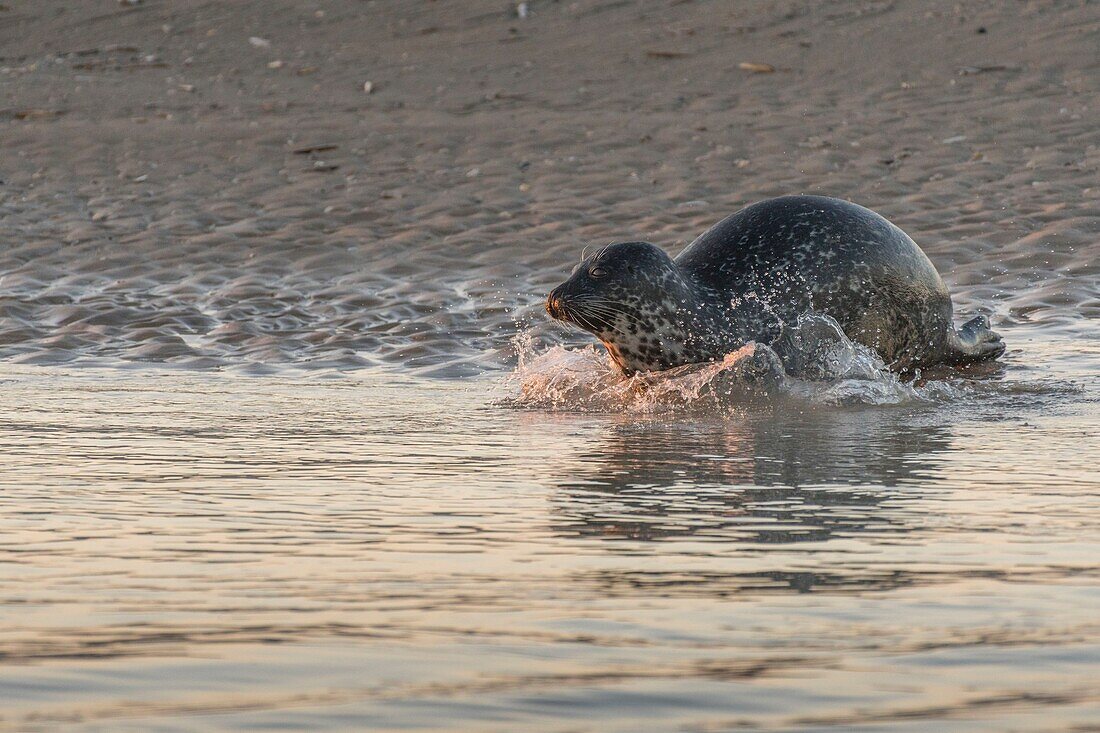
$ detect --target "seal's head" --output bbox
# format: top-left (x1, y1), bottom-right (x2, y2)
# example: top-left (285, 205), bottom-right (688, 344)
top-left (546, 242), bottom-right (702, 374)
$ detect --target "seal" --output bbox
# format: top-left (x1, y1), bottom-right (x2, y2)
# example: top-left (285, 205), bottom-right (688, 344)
top-left (546, 195), bottom-right (1004, 375)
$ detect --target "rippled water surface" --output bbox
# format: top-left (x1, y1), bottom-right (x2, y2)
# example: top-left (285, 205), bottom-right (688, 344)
top-left (1, 343), bottom-right (1097, 730)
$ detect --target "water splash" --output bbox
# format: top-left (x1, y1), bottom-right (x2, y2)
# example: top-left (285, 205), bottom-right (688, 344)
top-left (503, 313), bottom-right (974, 411)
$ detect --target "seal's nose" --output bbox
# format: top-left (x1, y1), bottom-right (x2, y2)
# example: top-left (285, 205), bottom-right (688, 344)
top-left (546, 290), bottom-right (564, 319)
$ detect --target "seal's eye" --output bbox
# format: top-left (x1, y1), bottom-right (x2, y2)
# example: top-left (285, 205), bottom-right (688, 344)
top-left (589, 266), bottom-right (608, 279)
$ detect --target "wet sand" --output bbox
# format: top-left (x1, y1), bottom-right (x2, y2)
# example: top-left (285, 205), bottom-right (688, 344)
top-left (1, 0), bottom-right (1097, 373)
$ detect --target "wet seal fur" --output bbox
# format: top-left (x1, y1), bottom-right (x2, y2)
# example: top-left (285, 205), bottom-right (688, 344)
top-left (546, 195), bottom-right (1005, 375)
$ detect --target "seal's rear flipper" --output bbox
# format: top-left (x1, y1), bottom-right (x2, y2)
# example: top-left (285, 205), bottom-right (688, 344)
top-left (948, 315), bottom-right (1005, 363)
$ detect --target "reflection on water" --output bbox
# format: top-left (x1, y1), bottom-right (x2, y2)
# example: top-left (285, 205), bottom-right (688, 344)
top-left (552, 411), bottom-right (950, 545)
top-left (0, 363), bottom-right (1096, 731)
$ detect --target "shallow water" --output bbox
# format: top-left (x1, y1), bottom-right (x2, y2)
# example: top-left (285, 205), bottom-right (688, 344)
top-left (0, 328), bottom-right (1097, 730)
top-left (3, 152), bottom-right (1099, 733)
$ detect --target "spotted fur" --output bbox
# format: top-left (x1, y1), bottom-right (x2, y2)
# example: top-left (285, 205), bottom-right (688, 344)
top-left (546, 195), bottom-right (1004, 375)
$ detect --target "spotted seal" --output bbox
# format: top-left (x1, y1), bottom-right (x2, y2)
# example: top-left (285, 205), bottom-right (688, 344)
top-left (546, 195), bottom-right (1004, 374)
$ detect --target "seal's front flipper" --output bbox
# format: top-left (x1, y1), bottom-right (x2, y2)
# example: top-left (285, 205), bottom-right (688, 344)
top-left (948, 315), bottom-right (1005, 364)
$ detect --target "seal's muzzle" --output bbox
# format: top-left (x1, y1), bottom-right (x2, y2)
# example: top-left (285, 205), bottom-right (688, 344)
top-left (545, 289), bottom-right (567, 320)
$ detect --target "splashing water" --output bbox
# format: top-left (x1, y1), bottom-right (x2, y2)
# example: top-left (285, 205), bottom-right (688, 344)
top-left (504, 313), bottom-right (979, 411)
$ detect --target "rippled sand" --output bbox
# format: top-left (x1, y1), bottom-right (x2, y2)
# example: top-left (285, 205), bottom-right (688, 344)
top-left (2, 0), bottom-right (1097, 374)
top-left (1, 0), bottom-right (1098, 730)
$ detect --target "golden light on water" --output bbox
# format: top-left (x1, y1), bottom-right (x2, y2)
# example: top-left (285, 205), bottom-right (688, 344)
top-left (0, 363), bottom-right (1096, 728)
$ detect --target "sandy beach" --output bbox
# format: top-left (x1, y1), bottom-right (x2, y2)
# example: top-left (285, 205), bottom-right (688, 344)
top-left (1, 0), bottom-right (1097, 372)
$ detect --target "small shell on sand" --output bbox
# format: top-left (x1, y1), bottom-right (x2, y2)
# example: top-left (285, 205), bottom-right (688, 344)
top-left (738, 62), bottom-right (775, 73)
top-left (292, 144), bottom-right (337, 155)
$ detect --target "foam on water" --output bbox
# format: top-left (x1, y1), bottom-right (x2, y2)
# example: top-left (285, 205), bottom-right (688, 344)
top-left (504, 313), bottom-right (982, 412)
